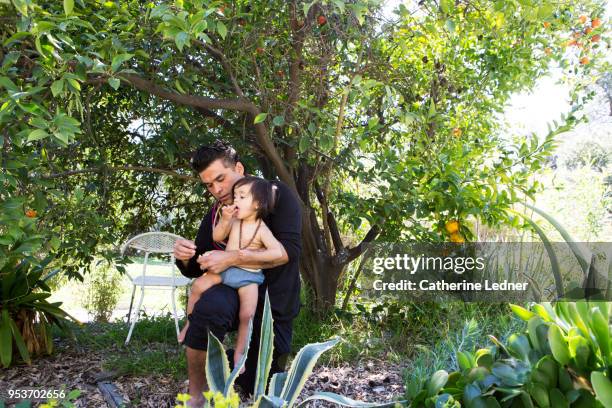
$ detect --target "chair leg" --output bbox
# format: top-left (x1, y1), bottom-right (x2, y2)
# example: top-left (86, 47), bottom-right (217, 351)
top-left (171, 287), bottom-right (180, 340)
top-left (125, 286), bottom-right (145, 345)
top-left (126, 285), bottom-right (136, 326)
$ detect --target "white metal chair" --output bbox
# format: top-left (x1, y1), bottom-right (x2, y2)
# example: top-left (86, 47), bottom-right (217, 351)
top-left (120, 232), bottom-right (192, 345)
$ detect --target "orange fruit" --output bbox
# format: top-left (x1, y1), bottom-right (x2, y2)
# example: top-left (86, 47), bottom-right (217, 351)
top-left (544, 47), bottom-right (552, 55)
top-left (317, 15), bottom-right (327, 26)
top-left (543, 22), bottom-right (551, 29)
top-left (566, 39), bottom-right (578, 47)
top-left (25, 209), bottom-right (37, 218)
top-left (578, 15), bottom-right (588, 24)
top-left (591, 34), bottom-right (601, 42)
top-left (450, 232), bottom-right (464, 243)
top-left (591, 18), bottom-right (601, 28)
top-left (445, 220), bottom-right (460, 234)
top-left (452, 127), bottom-right (462, 137)
top-left (580, 56), bottom-right (590, 65)
top-left (585, 27), bottom-right (592, 34)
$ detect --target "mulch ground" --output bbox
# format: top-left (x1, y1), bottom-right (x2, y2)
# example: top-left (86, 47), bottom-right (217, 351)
top-left (0, 341), bottom-right (406, 407)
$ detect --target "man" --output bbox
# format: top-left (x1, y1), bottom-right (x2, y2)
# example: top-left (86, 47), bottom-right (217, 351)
top-left (174, 140), bottom-right (302, 407)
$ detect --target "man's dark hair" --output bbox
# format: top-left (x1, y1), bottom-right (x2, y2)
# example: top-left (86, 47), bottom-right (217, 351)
top-left (232, 176), bottom-right (277, 219)
top-left (191, 140), bottom-right (240, 173)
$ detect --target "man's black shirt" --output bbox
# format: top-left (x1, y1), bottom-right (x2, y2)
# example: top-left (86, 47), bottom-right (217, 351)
top-left (176, 180), bottom-right (302, 321)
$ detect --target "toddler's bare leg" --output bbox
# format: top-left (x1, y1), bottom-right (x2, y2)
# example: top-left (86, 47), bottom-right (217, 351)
top-left (234, 284), bottom-right (258, 373)
top-left (178, 273), bottom-right (222, 343)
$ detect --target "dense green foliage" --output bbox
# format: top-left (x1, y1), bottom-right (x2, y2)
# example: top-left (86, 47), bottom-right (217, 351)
top-left (0, 0), bottom-right (609, 311)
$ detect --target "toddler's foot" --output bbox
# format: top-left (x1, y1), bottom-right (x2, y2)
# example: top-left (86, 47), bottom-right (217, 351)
top-left (178, 321), bottom-right (189, 344)
top-left (234, 352), bottom-right (245, 374)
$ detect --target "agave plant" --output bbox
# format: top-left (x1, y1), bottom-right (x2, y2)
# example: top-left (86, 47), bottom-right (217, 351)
top-left (511, 204), bottom-right (610, 300)
top-left (189, 291), bottom-right (403, 407)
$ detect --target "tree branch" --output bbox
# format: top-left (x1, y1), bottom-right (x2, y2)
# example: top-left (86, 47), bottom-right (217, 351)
top-left (344, 225), bottom-right (380, 264)
top-left (40, 165), bottom-right (197, 181)
top-left (193, 39), bottom-right (244, 97)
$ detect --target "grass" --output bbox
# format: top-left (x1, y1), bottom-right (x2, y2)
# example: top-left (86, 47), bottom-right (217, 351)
top-left (55, 312), bottom-right (187, 379)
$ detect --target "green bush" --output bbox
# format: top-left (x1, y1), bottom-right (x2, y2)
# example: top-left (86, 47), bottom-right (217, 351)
top-left (0, 202), bottom-right (75, 368)
top-left (81, 261), bottom-right (123, 322)
top-left (406, 301), bottom-right (612, 407)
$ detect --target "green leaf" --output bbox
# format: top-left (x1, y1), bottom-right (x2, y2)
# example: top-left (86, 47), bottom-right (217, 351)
top-left (298, 392), bottom-right (402, 407)
top-left (548, 388), bottom-right (568, 408)
top-left (298, 136), bottom-right (310, 153)
top-left (205, 331), bottom-right (230, 393)
top-left (268, 372), bottom-right (287, 398)
top-left (51, 79), bottom-right (64, 97)
top-left (217, 21), bottom-right (227, 40)
top-left (427, 370), bottom-right (448, 396)
top-left (11, 0), bottom-right (28, 16)
top-left (537, 4), bottom-right (553, 19)
top-left (440, 0), bottom-right (452, 14)
top-left (3, 31), bottom-right (31, 47)
top-left (111, 53), bottom-right (134, 73)
top-left (223, 317), bottom-right (253, 396)
top-left (280, 337), bottom-right (341, 407)
top-left (524, 204), bottom-right (591, 275)
top-left (510, 304), bottom-right (536, 321)
top-left (589, 308), bottom-right (610, 362)
top-left (368, 117), bottom-right (379, 129)
top-left (456, 351), bottom-right (473, 371)
top-left (253, 113), bottom-right (267, 124)
top-left (108, 77), bottom-right (120, 90)
top-left (548, 324), bottom-right (570, 365)
top-left (0, 310), bottom-right (13, 367)
top-left (507, 334), bottom-right (531, 362)
top-left (254, 292), bottom-right (275, 400)
top-left (28, 129), bottom-right (49, 142)
top-left (272, 116), bottom-right (285, 127)
top-left (511, 210), bottom-right (564, 297)
top-left (591, 372), bottom-right (612, 407)
top-left (527, 316), bottom-right (544, 351)
top-left (445, 19), bottom-right (455, 33)
top-left (175, 31), bottom-right (189, 52)
top-left (9, 318), bottom-right (30, 364)
top-left (64, 0), bottom-right (74, 16)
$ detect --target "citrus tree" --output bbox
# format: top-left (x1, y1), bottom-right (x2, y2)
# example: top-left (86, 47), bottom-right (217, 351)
top-left (0, 0), bottom-right (609, 313)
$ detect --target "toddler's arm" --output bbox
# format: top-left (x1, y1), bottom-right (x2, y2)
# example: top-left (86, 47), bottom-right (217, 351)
top-left (212, 205), bottom-right (236, 242)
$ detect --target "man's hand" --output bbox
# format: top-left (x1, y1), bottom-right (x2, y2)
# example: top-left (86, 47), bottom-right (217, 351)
top-left (197, 250), bottom-right (236, 275)
top-left (174, 239), bottom-right (196, 262)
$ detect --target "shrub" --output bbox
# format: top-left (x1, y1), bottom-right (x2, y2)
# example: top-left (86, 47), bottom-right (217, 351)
top-left (0, 202), bottom-right (76, 368)
top-left (406, 301), bottom-right (612, 407)
top-left (82, 261), bottom-right (123, 322)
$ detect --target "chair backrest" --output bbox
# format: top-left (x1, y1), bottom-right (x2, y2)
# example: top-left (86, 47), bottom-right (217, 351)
top-left (121, 232), bottom-right (184, 256)
top-left (120, 232), bottom-right (186, 283)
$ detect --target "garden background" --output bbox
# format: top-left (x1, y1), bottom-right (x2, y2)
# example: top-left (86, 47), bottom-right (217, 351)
top-left (0, 0), bottom-right (611, 406)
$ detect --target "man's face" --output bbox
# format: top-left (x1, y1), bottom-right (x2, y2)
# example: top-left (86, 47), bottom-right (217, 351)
top-left (199, 159), bottom-right (244, 204)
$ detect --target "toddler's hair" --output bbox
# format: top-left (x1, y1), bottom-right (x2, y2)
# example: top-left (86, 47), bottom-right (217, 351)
top-left (232, 176), bottom-right (277, 219)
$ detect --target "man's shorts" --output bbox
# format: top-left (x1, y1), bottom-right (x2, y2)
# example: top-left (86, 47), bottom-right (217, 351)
top-left (220, 266), bottom-right (264, 289)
